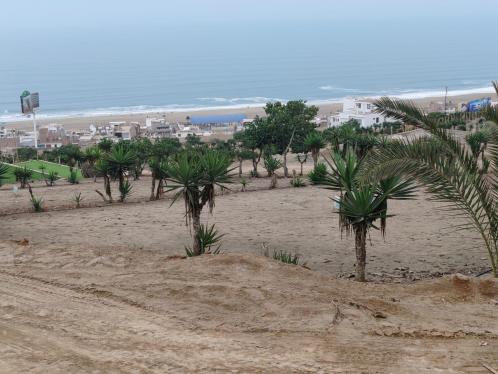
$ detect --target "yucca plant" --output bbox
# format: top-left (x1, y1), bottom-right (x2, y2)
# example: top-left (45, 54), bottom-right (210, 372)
top-left (107, 144), bottom-right (135, 193)
top-left (363, 82), bottom-right (498, 277)
top-left (84, 146), bottom-right (102, 182)
top-left (185, 223), bottom-right (224, 257)
top-left (308, 162), bottom-right (327, 185)
top-left (68, 169), bottom-right (79, 184)
top-left (95, 158), bottom-right (113, 202)
top-left (14, 166), bottom-right (32, 189)
top-left (47, 170), bottom-right (58, 186)
top-left (27, 185), bottom-right (44, 212)
top-left (166, 149), bottom-right (234, 256)
top-left (290, 170), bottom-right (305, 187)
top-left (320, 150), bottom-right (416, 281)
top-left (119, 180), bottom-right (133, 202)
top-left (263, 154), bottom-right (282, 189)
top-left (304, 131), bottom-right (326, 167)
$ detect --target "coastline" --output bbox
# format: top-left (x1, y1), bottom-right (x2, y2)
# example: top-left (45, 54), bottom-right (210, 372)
top-left (2, 87), bottom-right (496, 132)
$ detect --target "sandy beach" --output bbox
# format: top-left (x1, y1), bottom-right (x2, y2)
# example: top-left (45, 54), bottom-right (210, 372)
top-left (4, 91), bottom-right (497, 133)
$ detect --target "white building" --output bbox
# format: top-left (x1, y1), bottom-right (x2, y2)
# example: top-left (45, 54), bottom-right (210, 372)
top-left (328, 98), bottom-right (387, 128)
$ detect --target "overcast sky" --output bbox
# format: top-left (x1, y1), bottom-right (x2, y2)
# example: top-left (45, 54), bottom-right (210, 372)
top-left (2, 0), bottom-right (498, 32)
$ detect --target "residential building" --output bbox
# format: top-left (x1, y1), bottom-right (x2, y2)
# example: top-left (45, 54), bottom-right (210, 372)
top-left (328, 98), bottom-right (387, 128)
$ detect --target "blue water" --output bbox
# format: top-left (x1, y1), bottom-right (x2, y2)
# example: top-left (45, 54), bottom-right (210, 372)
top-left (1, 19), bottom-right (497, 121)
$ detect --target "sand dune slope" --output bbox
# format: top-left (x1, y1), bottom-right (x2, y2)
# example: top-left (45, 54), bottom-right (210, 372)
top-left (0, 241), bottom-right (497, 373)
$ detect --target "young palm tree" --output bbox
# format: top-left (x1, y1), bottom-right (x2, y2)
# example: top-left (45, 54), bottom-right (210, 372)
top-left (166, 149), bottom-right (234, 256)
top-left (364, 83), bottom-right (498, 277)
top-left (319, 150), bottom-right (416, 281)
top-left (304, 131), bottom-right (326, 167)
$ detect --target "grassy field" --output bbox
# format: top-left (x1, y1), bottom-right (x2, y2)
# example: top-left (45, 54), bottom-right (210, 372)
top-left (16, 160), bottom-right (83, 179)
top-left (0, 160), bottom-right (83, 185)
top-left (0, 163), bottom-right (45, 185)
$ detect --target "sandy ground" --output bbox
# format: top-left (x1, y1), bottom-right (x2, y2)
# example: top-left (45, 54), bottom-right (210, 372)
top-left (0, 174), bottom-right (489, 280)
top-left (5, 91), bottom-right (497, 132)
top-left (0, 241), bottom-right (496, 373)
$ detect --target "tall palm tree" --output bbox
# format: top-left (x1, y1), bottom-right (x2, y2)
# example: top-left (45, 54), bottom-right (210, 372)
top-left (166, 149), bottom-right (234, 256)
top-left (320, 150), bottom-right (416, 281)
top-left (363, 81), bottom-right (498, 277)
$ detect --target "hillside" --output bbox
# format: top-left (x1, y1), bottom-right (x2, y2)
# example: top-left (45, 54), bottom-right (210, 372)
top-left (0, 239), bottom-right (496, 373)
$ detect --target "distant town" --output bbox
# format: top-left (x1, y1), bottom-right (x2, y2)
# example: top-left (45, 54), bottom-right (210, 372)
top-left (0, 96), bottom-right (494, 155)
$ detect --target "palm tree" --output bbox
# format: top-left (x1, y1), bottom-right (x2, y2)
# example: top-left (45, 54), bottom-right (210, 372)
top-left (304, 131), bottom-right (326, 167)
top-left (166, 149), bottom-right (234, 256)
top-left (363, 82), bottom-right (498, 277)
top-left (319, 150), bottom-right (416, 281)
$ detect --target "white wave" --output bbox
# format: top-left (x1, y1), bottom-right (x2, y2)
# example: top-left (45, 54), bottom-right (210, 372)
top-left (319, 85), bottom-right (362, 93)
top-left (1, 85), bottom-right (494, 123)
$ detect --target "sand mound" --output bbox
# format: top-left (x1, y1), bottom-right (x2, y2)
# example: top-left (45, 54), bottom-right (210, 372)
top-left (0, 242), bottom-right (497, 372)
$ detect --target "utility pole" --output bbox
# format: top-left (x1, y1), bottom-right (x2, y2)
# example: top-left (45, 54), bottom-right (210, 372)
top-left (444, 86), bottom-right (448, 113)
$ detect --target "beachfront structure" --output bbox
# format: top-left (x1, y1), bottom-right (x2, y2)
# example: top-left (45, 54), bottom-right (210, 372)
top-left (328, 98), bottom-right (387, 128)
top-left (189, 113), bottom-right (246, 127)
top-left (147, 118), bottom-right (174, 138)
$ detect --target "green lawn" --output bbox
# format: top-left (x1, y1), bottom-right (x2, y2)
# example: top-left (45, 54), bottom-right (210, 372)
top-left (16, 160), bottom-right (83, 179)
top-left (0, 163), bottom-right (45, 185)
top-left (0, 160), bottom-right (83, 186)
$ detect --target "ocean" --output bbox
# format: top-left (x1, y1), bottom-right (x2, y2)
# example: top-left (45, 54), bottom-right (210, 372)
top-left (1, 19), bottom-right (497, 122)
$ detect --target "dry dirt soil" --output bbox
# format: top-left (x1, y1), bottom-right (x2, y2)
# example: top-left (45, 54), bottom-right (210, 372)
top-left (0, 241), bottom-right (496, 373)
top-left (1, 170), bottom-right (497, 372)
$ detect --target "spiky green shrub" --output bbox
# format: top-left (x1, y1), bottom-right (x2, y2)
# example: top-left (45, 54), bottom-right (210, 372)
top-left (119, 180), bottom-right (133, 202)
top-left (185, 224), bottom-right (224, 257)
top-left (272, 250), bottom-right (301, 265)
top-left (73, 192), bottom-right (83, 208)
top-left (31, 196), bottom-right (44, 212)
top-left (308, 162), bottom-right (327, 184)
top-left (47, 171), bottom-right (58, 186)
top-left (290, 175), bottom-right (305, 187)
top-left (68, 169), bottom-right (79, 184)
top-left (14, 166), bottom-right (33, 189)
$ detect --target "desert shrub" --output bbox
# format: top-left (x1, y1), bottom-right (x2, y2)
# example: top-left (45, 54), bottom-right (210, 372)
top-left (290, 174), bottom-right (305, 188)
top-left (68, 169), bottom-right (79, 184)
top-left (185, 224), bottom-right (224, 257)
top-left (30, 196), bottom-right (44, 212)
top-left (47, 171), bottom-right (58, 186)
top-left (308, 162), bottom-right (327, 184)
top-left (240, 176), bottom-right (249, 191)
top-left (73, 192), bottom-right (83, 208)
